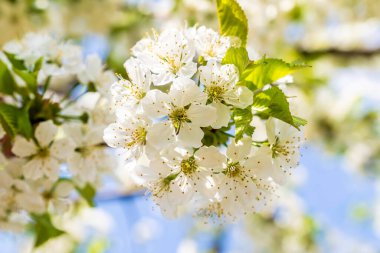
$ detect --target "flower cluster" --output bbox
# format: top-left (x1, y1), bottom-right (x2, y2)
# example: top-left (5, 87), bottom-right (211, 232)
top-left (104, 26), bottom-right (304, 221)
top-left (0, 32), bottom-right (116, 232)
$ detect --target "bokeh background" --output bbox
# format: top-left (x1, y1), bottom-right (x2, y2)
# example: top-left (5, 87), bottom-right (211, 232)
top-left (1, 0), bottom-right (380, 252)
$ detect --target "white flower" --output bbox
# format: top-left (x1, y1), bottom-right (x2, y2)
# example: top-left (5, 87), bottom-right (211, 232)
top-left (133, 29), bottom-right (197, 86)
top-left (11, 120), bottom-right (74, 181)
top-left (63, 122), bottom-right (115, 186)
top-left (48, 180), bottom-right (74, 214)
top-left (142, 77), bottom-right (216, 148)
top-left (111, 58), bottom-right (151, 111)
top-left (103, 112), bottom-right (175, 161)
top-left (266, 117), bottom-right (304, 170)
top-left (141, 146), bottom-right (224, 216)
top-left (191, 26), bottom-right (234, 61)
top-left (3, 32), bottom-right (84, 87)
top-left (78, 54), bottom-right (116, 94)
top-left (212, 137), bottom-right (277, 221)
top-left (199, 60), bottom-right (253, 128)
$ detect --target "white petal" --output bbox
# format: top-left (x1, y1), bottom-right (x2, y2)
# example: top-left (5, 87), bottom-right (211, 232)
top-left (177, 61), bottom-right (197, 79)
top-left (124, 58), bottom-right (151, 91)
top-left (227, 137), bottom-right (252, 162)
top-left (103, 123), bottom-right (126, 148)
top-left (195, 146), bottom-right (225, 169)
top-left (11, 136), bottom-right (37, 157)
top-left (265, 117), bottom-right (276, 145)
top-left (22, 158), bottom-right (44, 180)
top-left (35, 120), bottom-right (58, 147)
top-left (50, 138), bottom-right (75, 161)
top-left (62, 123), bottom-right (83, 146)
top-left (54, 180), bottom-right (74, 198)
top-left (225, 86), bottom-right (253, 108)
top-left (152, 71), bottom-right (175, 86)
top-left (84, 126), bottom-right (105, 146)
top-left (210, 102), bottom-right (231, 129)
top-left (42, 157), bottom-right (60, 181)
top-left (146, 121), bottom-right (176, 149)
top-left (187, 104), bottom-right (216, 127)
top-left (170, 77), bottom-right (206, 106)
top-left (177, 124), bottom-right (204, 148)
top-left (141, 89), bottom-right (170, 118)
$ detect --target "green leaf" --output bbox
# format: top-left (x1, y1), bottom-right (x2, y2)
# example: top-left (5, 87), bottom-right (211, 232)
top-left (13, 68), bottom-right (37, 91)
top-left (216, 0), bottom-right (248, 46)
top-left (31, 213), bottom-right (64, 247)
top-left (77, 183), bottom-right (96, 207)
top-left (17, 101), bottom-right (33, 139)
top-left (33, 57), bottom-right (44, 73)
top-left (0, 103), bottom-right (19, 137)
top-left (4, 52), bottom-right (27, 70)
top-left (233, 108), bottom-right (255, 141)
top-left (252, 86), bottom-right (306, 129)
top-left (0, 59), bottom-right (17, 95)
top-left (242, 58), bottom-right (309, 89)
top-left (292, 115), bottom-right (307, 128)
top-left (222, 47), bottom-right (249, 75)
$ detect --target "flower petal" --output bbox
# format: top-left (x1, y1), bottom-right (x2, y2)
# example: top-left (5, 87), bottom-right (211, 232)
top-left (195, 146), bottom-right (225, 169)
top-left (35, 120), bottom-right (58, 147)
top-left (177, 123), bottom-right (204, 148)
top-left (187, 104), bottom-right (216, 127)
top-left (11, 136), bottom-right (37, 158)
top-left (210, 102), bottom-right (230, 129)
top-left (226, 137), bottom-right (252, 162)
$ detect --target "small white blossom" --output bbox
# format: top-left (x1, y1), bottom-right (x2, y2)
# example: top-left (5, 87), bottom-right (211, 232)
top-left (11, 120), bottom-right (74, 181)
top-left (191, 26), bottom-right (235, 61)
top-left (139, 146), bottom-right (224, 217)
top-left (104, 112), bottom-right (175, 160)
top-left (211, 138), bottom-right (278, 221)
top-left (142, 77), bottom-right (216, 148)
top-left (111, 58), bottom-right (152, 111)
top-left (133, 29), bottom-right (197, 86)
top-left (78, 54), bottom-right (116, 94)
top-left (266, 117), bottom-right (304, 170)
top-left (63, 122), bottom-right (115, 186)
top-left (199, 60), bottom-right (253, 128)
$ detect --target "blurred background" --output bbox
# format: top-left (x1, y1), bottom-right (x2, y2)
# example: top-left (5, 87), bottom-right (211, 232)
top-left (1, 0), bottom-right (380, 252)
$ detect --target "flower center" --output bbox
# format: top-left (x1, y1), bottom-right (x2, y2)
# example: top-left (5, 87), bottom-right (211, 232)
top-left (225, 162), bottom-right (242, 178)
top-left (121, 80), bottom-right (146, 100)
top-left (180, 157), bottom-right (198, 175)
top-left (126, 127), bottom-right (147, 148)
top-left (38, 148), bottom-right (50, 158)
top-left (169, 107), bottom-right (190, 134)
top-left (206, 85), bottom-right (225, 102)
top-left (271, 136), bottom-right (290, 158)
top-left (75, 146), bottom-right (94, 157)
top-left (161, 56), bottom-right (181, 74)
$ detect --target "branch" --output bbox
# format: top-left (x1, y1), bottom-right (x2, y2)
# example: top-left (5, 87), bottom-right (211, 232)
top-left (297, 46), bottom-right (380, 57)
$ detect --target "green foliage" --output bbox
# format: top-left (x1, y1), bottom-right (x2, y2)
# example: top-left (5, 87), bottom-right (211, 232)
top-left (77, 183), bottom-right (96, 207)
top-left (233, 108), bottom-right (255, 141)
top-left (202, 124), bottom-right (233, 147)
top-left (3, 52), bottom-right (27, 70)
top-left (31, 213), bottom-right (64, 248)
top-left (252, 86), bottom-right (306, 129)
top-left (242, 58), bottom-right (309, 89)
top-left (0, 103), bottom-right (34, 139)
top-left (0, 103), bottom-right (19, 138)
top-left (216, 0), bottom-right (248, 46)
top-left (13, 68), bottom-right (38, 91)
top-left (0, 59), bottom-right (17, 95)
top-left (222, 47), bottom-right (249, 75)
